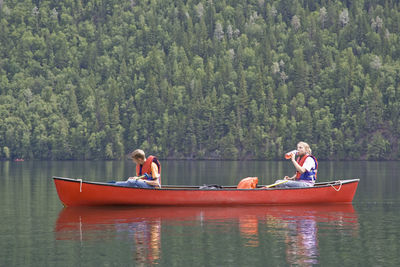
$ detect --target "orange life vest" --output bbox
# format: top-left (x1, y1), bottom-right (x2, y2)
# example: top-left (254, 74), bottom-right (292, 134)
top-left (136, 155), bottom-right (161, 183)
top-left (237, 177), bottom-right (258, 189)
top-left (295, 154), bottom-right (318, 181)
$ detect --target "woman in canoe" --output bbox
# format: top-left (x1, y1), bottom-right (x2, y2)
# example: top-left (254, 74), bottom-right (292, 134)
top-left (276, 142), bottom-right (318, 188)
top-left (113, 149), bottom-right (161, 188)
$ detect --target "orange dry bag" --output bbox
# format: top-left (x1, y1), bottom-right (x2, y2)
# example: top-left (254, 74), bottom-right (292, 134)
top-left (237, 177), bottom-right (258, 189)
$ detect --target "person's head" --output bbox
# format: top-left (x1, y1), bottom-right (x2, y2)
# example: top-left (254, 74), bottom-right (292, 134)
top-left (131, 149), bottom-right (145, 164)
top-left (297, 142), bottom-right (311, 156)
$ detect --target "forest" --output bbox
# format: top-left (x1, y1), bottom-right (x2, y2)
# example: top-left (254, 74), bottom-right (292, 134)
top-left (0, 0), bottom-right (399, 160)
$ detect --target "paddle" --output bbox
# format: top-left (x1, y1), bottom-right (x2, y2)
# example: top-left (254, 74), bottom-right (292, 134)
top-left (264, 180), bottom-right (289, 188)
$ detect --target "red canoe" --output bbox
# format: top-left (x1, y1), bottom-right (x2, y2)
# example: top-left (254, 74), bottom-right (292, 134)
top-left (53, 176), bottom-right (359, 207)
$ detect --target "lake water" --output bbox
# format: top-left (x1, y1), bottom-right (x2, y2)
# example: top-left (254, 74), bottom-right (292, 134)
top-left (1, 160), bottom-right (400, 266)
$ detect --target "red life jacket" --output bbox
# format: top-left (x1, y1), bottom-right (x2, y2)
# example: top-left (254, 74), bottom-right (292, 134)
top-left (136, 155), bottom-right (161, 183)
top-left (295, 154), bottom-right (318, 181)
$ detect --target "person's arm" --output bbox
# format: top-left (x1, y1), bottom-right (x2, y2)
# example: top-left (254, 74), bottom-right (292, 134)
top-left (151, 162), bottom-right (159, 178)
top-left (291, 153), bottom-right (307, 173)
top-left (284, 174), bottom-right (296, 180)
top-left (285, 157), bottom-right (314, 180)
top-left (143, 162), bottom-right (160, 187)
top-left (284, 153), bottom-right (306, 180)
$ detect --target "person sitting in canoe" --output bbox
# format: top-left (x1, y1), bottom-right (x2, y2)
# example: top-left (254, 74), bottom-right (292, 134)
top-left (113, 149), bottom-right (161, 188)
top-left (275, 141), bottom-right (318, 188)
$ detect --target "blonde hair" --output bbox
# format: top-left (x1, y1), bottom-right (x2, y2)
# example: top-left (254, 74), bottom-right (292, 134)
top-left (298, 142), bottom-right (312, 154)
top-left (131, 149), bottom-right (145, 160)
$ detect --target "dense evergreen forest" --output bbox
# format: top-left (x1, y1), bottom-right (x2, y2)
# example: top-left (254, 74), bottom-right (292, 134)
top-left (0, 0), bottom-right (400, 160)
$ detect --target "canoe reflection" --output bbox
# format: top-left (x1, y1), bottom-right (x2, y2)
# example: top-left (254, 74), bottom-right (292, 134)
top-left (55, 204), bottom-right (358, 265)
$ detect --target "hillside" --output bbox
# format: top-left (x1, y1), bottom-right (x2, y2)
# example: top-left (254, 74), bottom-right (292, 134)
top-left (0, 0), bottom-right (399, 160)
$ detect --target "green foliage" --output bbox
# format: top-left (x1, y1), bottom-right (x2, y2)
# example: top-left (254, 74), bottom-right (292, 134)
top-left (367, 132), bottom-right (391, 160)
top-left (3, 146), bottom-right (10, 159)
top-left (1, 0), bottom-right (400, 160)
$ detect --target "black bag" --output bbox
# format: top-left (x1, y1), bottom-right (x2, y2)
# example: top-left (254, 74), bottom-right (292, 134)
top-left (199, 184), bottom-right (223, 190)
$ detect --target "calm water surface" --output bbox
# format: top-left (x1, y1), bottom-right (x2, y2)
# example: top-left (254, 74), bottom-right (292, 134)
top-left (1, 160), bottom-right (400, 266)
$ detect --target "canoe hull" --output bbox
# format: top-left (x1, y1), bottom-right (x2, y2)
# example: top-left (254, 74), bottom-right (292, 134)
top-left (53, 177), bottom-right (359, 207)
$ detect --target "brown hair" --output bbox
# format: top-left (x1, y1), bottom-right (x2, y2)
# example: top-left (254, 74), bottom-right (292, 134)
top-left (131, 149), bottom-right (145, 160)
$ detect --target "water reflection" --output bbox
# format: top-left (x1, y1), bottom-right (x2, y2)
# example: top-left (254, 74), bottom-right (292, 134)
top-left (55, 204), bottom-right (358, 266)
top-left (271, 207), bottom-right (319, 266)
top-left (264, 205), bottom-right (358, 266)
top-left (115, 217), bottom-right (161, 264)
